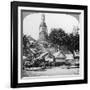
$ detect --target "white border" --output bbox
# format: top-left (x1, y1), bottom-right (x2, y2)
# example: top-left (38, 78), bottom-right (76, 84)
top-left (18, 6), bottom-right (84, 83)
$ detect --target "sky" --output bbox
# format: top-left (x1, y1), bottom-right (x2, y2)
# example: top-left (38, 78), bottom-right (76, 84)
top-left (23, 13), bottom-right (80, 40)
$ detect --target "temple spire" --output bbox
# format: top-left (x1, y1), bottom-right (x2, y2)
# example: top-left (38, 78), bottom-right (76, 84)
top-left (41, 14), bottom-right (45, 22)
top-left (39, 13), bottom-right (48, 41)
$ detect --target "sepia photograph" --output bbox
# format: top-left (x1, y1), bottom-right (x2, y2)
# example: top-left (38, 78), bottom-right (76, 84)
top-left (11, 1), bottom-right (87, 88)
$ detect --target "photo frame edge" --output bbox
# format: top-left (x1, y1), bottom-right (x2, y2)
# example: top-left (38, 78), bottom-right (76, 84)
top-left (11, 1), bottom-right (88, 88)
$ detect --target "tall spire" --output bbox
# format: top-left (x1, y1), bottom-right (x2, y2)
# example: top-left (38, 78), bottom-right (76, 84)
top-left (41, 14), bottom-right (45, 22)
top-left (40, 14), bottom-right (47, 28)
top-left (39, 13), bottom-right (48, 41)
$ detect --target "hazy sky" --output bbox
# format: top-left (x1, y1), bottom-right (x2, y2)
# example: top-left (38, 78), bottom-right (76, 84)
top-left (23, 13), bottom-right (79, 40)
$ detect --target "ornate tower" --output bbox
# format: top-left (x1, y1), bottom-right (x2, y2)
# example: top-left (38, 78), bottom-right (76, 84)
top-left (39, 14), bottom-right (48, 41)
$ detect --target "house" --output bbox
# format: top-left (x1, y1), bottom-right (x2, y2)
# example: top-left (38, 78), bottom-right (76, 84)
top-left (53, 51), bottom-right (66, 62)
top-left (36, 52), bottom-right (48, 60)
top-left (45, 53), bottom-right (55, 62)
top-left (65, 53), bottom-right (74, 60)
top-left (65, 53), bottom-right (74, 65)
top-left (35, 51), bottom-right (55, 62)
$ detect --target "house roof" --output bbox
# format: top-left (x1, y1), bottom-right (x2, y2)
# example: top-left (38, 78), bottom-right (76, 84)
top-left (65, 54), bottom-right (73, 59)
top-left (53, 51), bottom-right (66, 59)
top-left (36, 52), bottom-right (48, 59)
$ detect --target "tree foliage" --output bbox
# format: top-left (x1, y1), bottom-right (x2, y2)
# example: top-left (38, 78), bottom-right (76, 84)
top-left (23, 35), bottom-right (30, 56)
top-left (49, 28), bottom-right (67, 46)
top-left (49, 28), bottom-right (79, 53)
top-left (68, 33), bottom-right (79, 52)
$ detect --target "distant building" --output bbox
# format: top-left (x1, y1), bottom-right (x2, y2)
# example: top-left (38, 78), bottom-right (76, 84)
top-left (53, 51), bottom-right (66, 62)
top-left (39, 14), bottom-right (48, 42)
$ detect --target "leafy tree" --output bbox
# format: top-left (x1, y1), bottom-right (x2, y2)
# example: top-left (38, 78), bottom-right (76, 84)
top-left (49, 28), bottom-right (67, 46)
top-left (68, 33), bottom-right (79, 53)
top-left (49, 28), bottom-right (79, 54)
top-left (23, 35), bottom-right (30, 56)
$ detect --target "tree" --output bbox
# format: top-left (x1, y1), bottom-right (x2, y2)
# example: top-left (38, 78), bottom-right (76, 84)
top-left (23, 35), bottom-right (30, 56)
top-left (49, 28), bottom-right (67, 46)
top-left (68, 33), bottom-right (79, 52)
top-left (49, 28), bottom-right (79, 54)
